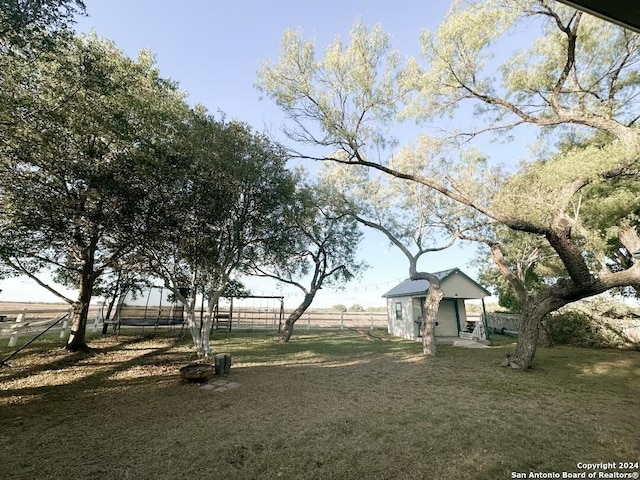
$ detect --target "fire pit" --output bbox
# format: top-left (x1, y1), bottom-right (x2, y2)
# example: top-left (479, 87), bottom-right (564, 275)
top-left (179, 363), bottom-right (214, 382)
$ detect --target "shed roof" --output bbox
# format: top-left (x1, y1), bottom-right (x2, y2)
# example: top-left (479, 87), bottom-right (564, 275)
top-left (381, 268), bottom-right (490, 299)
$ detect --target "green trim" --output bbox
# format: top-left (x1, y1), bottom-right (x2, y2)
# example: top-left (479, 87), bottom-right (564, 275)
top-left (481, 298), bottom-right (491, 340)
top-left (452, 299), bottom-right (460, 334)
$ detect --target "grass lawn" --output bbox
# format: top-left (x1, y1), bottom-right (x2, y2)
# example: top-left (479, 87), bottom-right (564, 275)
top-left (0, 329), bottom-right (638, 480)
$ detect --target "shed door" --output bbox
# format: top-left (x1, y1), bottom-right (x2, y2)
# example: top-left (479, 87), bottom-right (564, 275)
top-left (434, 299), bottom-right (460, 336)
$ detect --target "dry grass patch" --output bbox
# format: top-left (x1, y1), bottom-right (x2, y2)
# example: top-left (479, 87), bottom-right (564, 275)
top-left (0, 330), bottom-right (638, 480)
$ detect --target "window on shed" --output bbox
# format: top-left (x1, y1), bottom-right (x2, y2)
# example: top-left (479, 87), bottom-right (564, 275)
top-left (395, 302), bottom-right (402, 320)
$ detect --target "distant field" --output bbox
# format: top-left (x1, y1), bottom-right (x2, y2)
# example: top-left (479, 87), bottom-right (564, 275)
top-left (0, 301), bottom-right (72, 310)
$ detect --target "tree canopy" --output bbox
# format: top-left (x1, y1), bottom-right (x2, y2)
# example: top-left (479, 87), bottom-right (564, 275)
top-left (0, 33), bottom-right (188, 350)
top-left (0, 0), bottom-right (86, 57)
top-left (257, 0), bottom-right (640, 368)
top-left (141, 109), bottom-right (298, 357)
top-left (251, 176), bottom-right (365, 343)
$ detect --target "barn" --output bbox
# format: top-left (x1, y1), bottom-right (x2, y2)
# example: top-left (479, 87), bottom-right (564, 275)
top-left (382, 268), bottom-right (491, 341)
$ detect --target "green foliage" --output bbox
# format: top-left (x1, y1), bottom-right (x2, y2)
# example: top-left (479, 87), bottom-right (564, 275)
top-left (142, 109), bottom-right (298, 308)
top-left (545, 309), bottom-right (633, 348)
top-left (257, 19), bottom-right (405, 156)
top-left (0, 34), bottom-right (188, 290)
top-left (222, 280), bottom-right (251, 297)
top-left (252, 176), bottom-right (365, 321)
top-left (332, 304), bottom-right (347, 312)
top-left (0, 0), bottom-right (86, 57)
top-left (259, 0), bottom-right (640, 366)
top-left (494, 142), bottom-right (634, 228)
top-left (0, 28), bottom-right (300, 351)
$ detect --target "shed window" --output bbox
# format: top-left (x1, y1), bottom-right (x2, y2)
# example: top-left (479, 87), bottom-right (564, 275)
top-left (395, 302), bottom-right (402, 320)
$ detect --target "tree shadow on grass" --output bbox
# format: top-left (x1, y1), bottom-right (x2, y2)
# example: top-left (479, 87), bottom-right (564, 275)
top-left (0, 331), bottom-right (638, 480)
top-left (0, 334), bottom-right (191, 406)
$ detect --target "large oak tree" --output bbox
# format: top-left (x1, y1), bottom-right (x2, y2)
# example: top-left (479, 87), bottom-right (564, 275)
top-left (0, 34), bottom-right (188, 350)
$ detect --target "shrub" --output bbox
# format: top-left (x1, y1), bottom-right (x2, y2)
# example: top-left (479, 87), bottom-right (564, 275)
top-left (545, 310), bottom-right (630, 348)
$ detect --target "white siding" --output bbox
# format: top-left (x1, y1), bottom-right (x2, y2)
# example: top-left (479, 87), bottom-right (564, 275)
top-left (386, 297), bottom-right (415, 340)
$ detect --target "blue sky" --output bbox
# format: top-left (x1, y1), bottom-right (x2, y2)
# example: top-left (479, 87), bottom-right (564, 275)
top-left (1, 0), bottom-right (525, 307)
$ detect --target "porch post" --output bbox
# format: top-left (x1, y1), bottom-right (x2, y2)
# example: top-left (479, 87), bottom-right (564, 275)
top-left (453, 299), bottom-right (461, 335)
top-left (481, 298), bottom-right (490, 340)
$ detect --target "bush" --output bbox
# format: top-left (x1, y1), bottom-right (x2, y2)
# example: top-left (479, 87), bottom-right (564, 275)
top-left (545, 310), bottom-right (629, 348)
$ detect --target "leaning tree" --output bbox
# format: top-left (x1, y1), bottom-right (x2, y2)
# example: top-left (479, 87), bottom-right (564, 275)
top-left (257, 2), bottom-right (640, 368)
top-left (318, 159), bottom-right (491, 355)
top-left (250, 176), bottom-right (366, 344)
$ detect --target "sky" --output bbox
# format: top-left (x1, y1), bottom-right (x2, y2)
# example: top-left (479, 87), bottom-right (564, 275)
top-left (0, 0), bottom-right (531, 308)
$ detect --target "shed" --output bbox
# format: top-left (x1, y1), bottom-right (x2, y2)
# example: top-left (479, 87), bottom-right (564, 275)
top-left (382, 268), bottom-right (490, 341)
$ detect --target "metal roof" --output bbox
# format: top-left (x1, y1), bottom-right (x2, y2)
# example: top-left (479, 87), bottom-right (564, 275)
top-left (382, 268), bottom-right (490, 299)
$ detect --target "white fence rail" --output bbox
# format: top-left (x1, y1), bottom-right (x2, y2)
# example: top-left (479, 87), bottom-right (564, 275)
top-left (0, 307), bottom-right (388, 345)
top-left (289, 311), bottom-right (387, 331)
top-left (0, 307), bottom-right (104, 345)
top-left (212, 310), bottom-right (388, 331)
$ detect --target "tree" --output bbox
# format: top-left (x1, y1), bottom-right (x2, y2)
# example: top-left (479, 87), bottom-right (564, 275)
top-left (258, 3), bottom-right (640, 368)
top-left (0, 35), bottom-right (188, 350)
top-left (319, 160), bottom-right (489, 356)
top-left (0, 0), bottom-right (86, 57)
top-left (1, 0), bottom-right (86, 129)
top-left (251, 180), bottom-right (365, 343)
top-left (415, 2), bottom-right (640, 368)
top-left (141, 110), bottom-right (298, 357)
top-left (258, 21), bottom-right (490, 356)
top-left (477, 227), bottom-right (551, 313)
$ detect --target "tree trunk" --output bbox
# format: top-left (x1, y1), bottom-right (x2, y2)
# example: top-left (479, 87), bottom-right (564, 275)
top-left (504, 296), bottom-right (563, 369)
top-left (66, 267), bottom-right (94, 351)
top-left (278, 292), bottom-right (315, 344)
top-left (420, 284), bottom-right (443, 356)
top-left (508, 308), bottom-right (541, 369)
top-left (101, 277), bottom-right (121, 335)
top-left (199, 313), bottom-right (214, 359)
top-left (201, 281), bottom-right (228, 359)
top-left (185, 308), bottom-right (203, 357)
top-left (185, 285), bottom-right (208, 358)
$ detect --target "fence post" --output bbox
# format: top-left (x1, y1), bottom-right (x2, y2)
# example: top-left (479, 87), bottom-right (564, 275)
top-left (92, 307), bottom-right (101, 333)
top-left (7, 309), bottom-right (27, 347)
top-left (307, 312), bottom-right (311, 330)
top-left (370, 312), bottom-right (374, 331)
top-left (340, 311), bottom-right (344, 330)
top-left (60, 307), bottom-right (73, 339)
